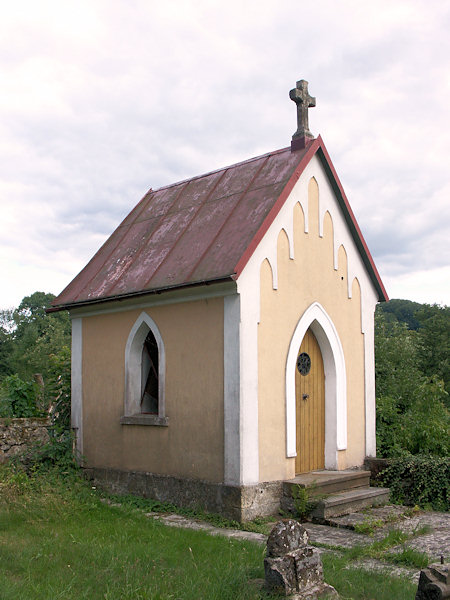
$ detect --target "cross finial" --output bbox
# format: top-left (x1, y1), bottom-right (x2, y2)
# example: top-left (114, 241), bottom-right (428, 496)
top-left (289, 79), bottom-right (316, 149)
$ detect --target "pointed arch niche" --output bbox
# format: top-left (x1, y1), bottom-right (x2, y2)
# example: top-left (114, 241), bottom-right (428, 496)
top-left (286, 302), bottom-right (346, 470)
top-left (120, 312), bottom-right (168, 426)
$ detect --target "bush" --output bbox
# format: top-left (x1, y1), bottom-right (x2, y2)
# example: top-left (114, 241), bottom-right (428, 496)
top-left (46, 346), bottom-right (71, 431)
top-left (0, 374), bottom-right (42, 418)
top-left (18, 347), bottom-right (76, 473)
top-left (381, 455), bottom-right (450, 511)
top-left (15, 428), bottom-right (77, 474)
top-left (2, 347), bottom-right (76, 474)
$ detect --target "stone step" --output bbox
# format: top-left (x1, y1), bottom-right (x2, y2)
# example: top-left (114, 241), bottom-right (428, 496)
top-left (283, 469), bottom-right (371, 498)
top-left (311, 487), bottom-right (390, 520)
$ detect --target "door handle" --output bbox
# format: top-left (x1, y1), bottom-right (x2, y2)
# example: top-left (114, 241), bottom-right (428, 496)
top-left (302, 394), bottom-right (309, 401)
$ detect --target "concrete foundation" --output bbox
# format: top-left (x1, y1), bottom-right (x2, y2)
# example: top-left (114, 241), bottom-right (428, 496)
top-left (86, 467), bottom-right (282, 522)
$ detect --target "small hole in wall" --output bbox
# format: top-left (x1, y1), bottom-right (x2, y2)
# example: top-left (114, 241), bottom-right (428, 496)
top-left (341, 276), bottom-right (344, 280)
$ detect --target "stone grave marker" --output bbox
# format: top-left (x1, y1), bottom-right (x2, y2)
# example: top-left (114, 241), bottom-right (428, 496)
top-left (264, 519), bottom-right (338, 599)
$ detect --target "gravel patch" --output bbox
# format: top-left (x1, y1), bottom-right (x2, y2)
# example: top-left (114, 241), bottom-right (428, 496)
top-left (151, 513), bottom-right (267, 544)
top-left (303, 522), bottom-right (371, 548)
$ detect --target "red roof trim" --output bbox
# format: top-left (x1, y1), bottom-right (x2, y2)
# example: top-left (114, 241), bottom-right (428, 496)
top-left (234, 136), bottom-right (388, 302)
top-left (234, 138), bottom-right (319, 277)
top-left (316, 140), bottom-right (388, 302)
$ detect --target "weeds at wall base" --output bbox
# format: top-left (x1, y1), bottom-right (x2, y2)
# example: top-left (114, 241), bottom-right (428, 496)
top-left (102, 492), bottom-right (278, 535)
top-left (290, 482), bottom-right (326, 521)
top-left (353, 518), bottom-right (384, 536)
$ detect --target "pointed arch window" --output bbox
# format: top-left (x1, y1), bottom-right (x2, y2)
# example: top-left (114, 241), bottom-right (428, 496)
top-left (141, 330), bottom-right (159, 414)
top-left (120, 312), bottom-right (168, 426)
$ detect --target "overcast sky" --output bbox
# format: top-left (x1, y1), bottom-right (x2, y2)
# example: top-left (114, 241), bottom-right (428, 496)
top-left (1, 0), bottom-right (449, 310)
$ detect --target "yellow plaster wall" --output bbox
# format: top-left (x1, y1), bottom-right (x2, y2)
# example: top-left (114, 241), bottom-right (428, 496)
top-left (81, 297), bottom-right (225, 482)
top-left (258, 177), bottom-right (365, 481)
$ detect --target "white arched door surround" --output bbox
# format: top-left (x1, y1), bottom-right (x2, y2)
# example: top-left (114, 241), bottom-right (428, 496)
top-left (286, 302), bottom-right (347, 471)
top-left (124, 312), bottom-right (166, 418)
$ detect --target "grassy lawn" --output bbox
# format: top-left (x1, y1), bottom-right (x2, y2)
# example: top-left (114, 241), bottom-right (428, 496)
top-left (0, 466), bottom-right (418, 600)
top-left (322, 553), bottom-right (417, 600)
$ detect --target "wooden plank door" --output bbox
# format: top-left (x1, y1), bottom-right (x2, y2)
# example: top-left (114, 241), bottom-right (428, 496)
top-left (295, 328), bottom-right (325, 474)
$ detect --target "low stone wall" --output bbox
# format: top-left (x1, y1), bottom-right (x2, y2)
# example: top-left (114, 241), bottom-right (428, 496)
top-left (0, 418), bottom-right (50, 463)
top-left (85, 466), bottom-right (283, 522)
top-left (364, 456), bottom-right (390, 481)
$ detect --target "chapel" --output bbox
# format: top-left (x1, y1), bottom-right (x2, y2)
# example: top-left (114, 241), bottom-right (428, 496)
top-left (51, 80), bottom-right (388, 520)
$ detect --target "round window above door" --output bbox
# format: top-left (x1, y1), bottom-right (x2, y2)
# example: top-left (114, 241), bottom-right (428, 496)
top-left (296, 352), bottom-right (311, 375)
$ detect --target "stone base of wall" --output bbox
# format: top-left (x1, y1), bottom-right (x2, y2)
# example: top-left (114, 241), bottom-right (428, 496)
top-left (0, 418), bottom-right (50, 463)
top-left (85, 466), bottom-right (283, 522)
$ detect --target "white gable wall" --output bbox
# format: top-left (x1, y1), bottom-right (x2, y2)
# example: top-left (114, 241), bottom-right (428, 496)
top-left (235, 154), bottom-right (379, 485)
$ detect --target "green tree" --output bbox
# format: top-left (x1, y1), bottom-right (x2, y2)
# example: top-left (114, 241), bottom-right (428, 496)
top-left (375, 311), bottom-right (424, 411)
top-left (7, 292), bottom-right (71, 384)
top-left (401, 377), bottom-right (449, 456)
top-left (378, 300), bottom-right (449, 400)
top-left (0, 309), bottom-right (15, 378)
top-left (375, 308), bottom-right (449, 457)
top-left (0, 292), bottom-right (74, 466)
top-left (0, 292), bottom-right (71, 417)
top-left (416, 304), bottom-right (450, 401)
top-left (378, 298), bottom-right (422, 330)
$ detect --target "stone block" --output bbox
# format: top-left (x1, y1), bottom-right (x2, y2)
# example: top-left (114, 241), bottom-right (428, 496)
top-left (415, 564), bottom-right (449, 600)
top-left (240, 481), bottom-right (282, 521)
top-left (364, 456), bottom-right (389, 481)
top-left (0, 418), bottom-right (50, 463)
top-left (267, 520), bottom-right (309, 557)
top-left (295, 547), bottom-right (323, 589)
top-left (264, 519), bottom-right (338, 598)
top-left (264, 554), bottom-right (298, 595)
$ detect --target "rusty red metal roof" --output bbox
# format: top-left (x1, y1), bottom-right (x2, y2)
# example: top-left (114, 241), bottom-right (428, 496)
top-left (51, 137), bottom-right (387, 310)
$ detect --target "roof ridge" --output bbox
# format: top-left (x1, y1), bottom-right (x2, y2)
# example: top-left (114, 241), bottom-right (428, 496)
top-left (151, 146), bottom-right (290, 193)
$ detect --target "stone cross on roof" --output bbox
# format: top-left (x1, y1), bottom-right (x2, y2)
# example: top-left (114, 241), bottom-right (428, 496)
top-left (290, 79), bottom-right (316, 145)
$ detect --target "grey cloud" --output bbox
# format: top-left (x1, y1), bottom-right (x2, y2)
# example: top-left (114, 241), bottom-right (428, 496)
top-left (0, 0), bottom-right (449, 307)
